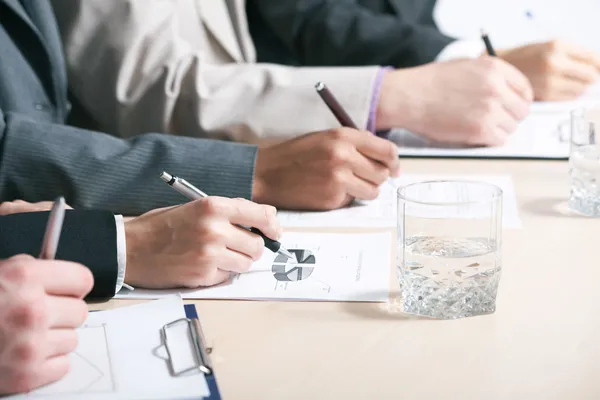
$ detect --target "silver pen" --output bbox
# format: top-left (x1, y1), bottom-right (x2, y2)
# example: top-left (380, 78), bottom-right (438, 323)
top-left (39, 196), bottom-right (66, 260)
top-left (160, 171), bottom-right (295, 261)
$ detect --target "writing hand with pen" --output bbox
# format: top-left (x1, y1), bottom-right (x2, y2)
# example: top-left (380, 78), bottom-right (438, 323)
top-left (0, 199), bottom-right (92, 395)
top-left (494, 40), bottom-right (600, 102)
top-left (375, 56), bottom-right (533, 148)
top-left (251, 82), bottom-right (400, 211)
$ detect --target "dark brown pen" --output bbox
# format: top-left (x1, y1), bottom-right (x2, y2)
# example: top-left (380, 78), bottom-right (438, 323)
top-left (315, 82), bottom-right (358, 129)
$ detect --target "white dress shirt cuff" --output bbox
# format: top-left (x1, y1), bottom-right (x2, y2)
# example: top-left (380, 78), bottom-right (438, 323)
top-left (114, 215), bottom-right (127, 293)
top-left (436, 39), bottom-right (486, 62)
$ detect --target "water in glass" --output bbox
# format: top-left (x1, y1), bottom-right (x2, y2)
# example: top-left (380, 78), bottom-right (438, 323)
top-left (399, 234), bottom-right (501, 319)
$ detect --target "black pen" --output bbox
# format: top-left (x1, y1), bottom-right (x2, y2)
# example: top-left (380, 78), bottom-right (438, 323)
top-left (481, 29), bottom-right (497, 56)
top-left (160, 172), bottom-right (295, 261)
top-left (39, 197), bottom-right (66, 259)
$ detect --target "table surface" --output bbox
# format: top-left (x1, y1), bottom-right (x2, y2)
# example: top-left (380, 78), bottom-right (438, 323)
top-left (92, 158), bottom-right (600, 400)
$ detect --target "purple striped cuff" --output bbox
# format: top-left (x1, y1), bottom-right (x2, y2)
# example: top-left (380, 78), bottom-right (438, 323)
top-left (367, 66), bottom-right (393, 138)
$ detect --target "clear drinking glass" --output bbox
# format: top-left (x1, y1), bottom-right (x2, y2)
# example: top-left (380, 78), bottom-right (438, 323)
top-left (569, 108), bottom-right (600, 217)
top-left (397, 181), bottom-right (503, 319)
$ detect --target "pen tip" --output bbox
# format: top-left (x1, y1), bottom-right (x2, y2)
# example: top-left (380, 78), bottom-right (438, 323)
top-left (160, 171), bottom-right (173, 183)
top-left (480, 28), bottom-right (488, 36)
top-left (315, 81), bottom-right (325, 91)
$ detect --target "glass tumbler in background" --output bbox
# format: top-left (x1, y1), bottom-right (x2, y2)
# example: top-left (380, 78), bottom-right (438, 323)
top-left (570, 108), bottom-right (600, 217)
top-left (397, 181), bottom-right (503, 319)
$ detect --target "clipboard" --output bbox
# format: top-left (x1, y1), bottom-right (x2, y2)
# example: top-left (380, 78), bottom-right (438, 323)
top-left (161, 304), bottom-right (222, 400)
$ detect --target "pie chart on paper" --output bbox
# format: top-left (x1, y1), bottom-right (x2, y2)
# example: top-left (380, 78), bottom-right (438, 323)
top-left (271, 249), bottom-right (316, 282)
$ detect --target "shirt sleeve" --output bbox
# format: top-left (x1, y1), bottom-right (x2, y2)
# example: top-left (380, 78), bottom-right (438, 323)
top-left (114, 215), bottom-right (126, 292)
top-left (436, 39), bottom-right (486, 62)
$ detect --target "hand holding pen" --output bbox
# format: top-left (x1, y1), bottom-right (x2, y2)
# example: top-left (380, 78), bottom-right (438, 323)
top-left (480, 28), bottom-right (600, 101)
top-left (160, 172), bottom-right (294, 261)
top-left (125, 184), bottom-right (285, 288)
top-left (0, 198), bottom-right (93, 394)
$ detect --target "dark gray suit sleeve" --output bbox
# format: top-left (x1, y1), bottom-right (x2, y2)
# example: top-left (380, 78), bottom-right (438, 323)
top-left (250, 0), bottom-right (455, 68)
top-left (0, 109), bottom-right (257, 215)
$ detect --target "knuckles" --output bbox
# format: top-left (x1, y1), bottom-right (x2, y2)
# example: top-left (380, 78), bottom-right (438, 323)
top-left (11, 337), bottom-right (41, 365)
top-left (8, 298), bottom-right (48, 331)
top-left (327, 127), bottom-right (353, 142)
top-left (0, 262), bottom-right (35, 286)
top-left (195, 221), bottom-right (227, 243)
top-left (197, 197), bottom-right (225, 217)
top-left (323, 141), bottom-right (352, 166)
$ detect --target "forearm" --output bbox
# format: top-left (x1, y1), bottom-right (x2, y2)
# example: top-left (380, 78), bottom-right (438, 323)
top-left (0, 210), bottom-right (117, 300)
top-left (252, 0), bottom-right (454, 68)
top-left (0, 110), bottom-right (257, 215)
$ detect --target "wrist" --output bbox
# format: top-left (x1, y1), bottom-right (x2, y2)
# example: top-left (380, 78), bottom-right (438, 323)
top-left (252, 175), bottom-right (267, 204)
top-left (252, 146), bottom-right (272, 204)
top-left (124, 220), bottom-right (142, 284)
top-left (375, 69), bottom-right (422, 131)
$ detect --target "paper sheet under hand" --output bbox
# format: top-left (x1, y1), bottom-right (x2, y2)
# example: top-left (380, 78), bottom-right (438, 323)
top-left (116, 232), bottom-right (393, 303)
top-left (12, 296), bottom-right (210, 400)
top-left (276, 180), bottom-right (397, 228)
top-left (389, 105), bottom-right (578, 159)
top-left (277, 174), bottom-right (521, 229)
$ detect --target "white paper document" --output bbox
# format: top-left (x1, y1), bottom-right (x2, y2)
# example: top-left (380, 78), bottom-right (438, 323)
top-left (117, 232), bottom-right (393, 302)
top-left (12, 296), bottom-right (209, 400)
top-left (277, 174), bottom-right (520, 229)
top-left (389, 102), bottom-right (585, 159)
top-left (277, 180), bottom-right (397, 228)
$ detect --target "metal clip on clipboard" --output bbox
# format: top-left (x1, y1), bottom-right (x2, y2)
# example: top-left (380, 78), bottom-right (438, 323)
top-left (162, 317), bottom-right (213, 377)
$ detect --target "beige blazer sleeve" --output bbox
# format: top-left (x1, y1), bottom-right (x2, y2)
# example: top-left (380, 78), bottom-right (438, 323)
top-left (51, 0), bottom-right (381, 143)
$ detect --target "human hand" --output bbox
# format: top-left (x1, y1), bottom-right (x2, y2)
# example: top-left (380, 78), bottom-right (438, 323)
top-left (376, 57), bottom-right (533, 146)
top-left (497, 40), bottom-right (600, 101)
top-left (252, 128), bottom-right (400, 210)
top-left (0, 200), bottom-right (73, 216)
top-left (124, 197), bottom-right (281, 289)
top-left (0, 255), bottom-right (93, 395)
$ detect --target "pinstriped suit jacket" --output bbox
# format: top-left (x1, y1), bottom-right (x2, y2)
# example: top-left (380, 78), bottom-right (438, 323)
top-left (0, 0), bottom-right (257, 215)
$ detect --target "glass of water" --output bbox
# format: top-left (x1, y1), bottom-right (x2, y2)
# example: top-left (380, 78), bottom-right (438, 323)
top-left (569, 108), bottom-right (600, 217)
top-left (397, 181), bottom-right (503, 319)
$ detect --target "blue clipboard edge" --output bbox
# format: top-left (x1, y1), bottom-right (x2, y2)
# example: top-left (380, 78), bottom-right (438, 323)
top-left (184, 304), bottom-right (221, 400)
